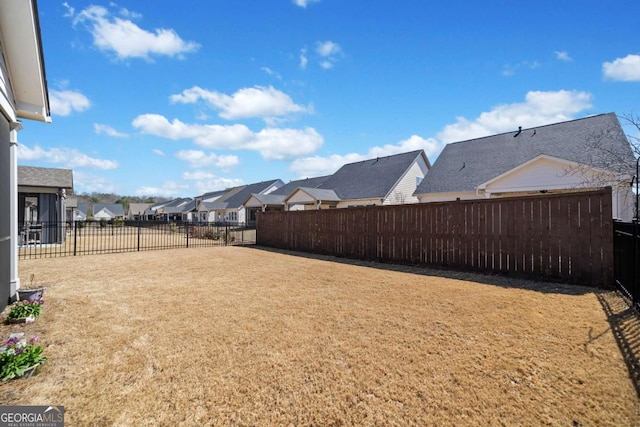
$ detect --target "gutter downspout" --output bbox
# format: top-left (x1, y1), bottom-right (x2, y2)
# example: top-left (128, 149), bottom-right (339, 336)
top-left (9, 120), bottom-right (22, 299)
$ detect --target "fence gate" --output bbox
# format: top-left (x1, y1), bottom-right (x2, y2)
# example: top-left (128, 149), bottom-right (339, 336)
top-left (614, 221), bottom-right (640, 309)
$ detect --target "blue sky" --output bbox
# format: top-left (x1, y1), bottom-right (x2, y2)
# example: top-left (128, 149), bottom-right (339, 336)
top-left (17, 0), bottom-right (640, 197)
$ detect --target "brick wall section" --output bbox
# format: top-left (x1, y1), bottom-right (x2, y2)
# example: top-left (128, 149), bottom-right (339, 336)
top-left (256, 188), bottom-right (614, 287)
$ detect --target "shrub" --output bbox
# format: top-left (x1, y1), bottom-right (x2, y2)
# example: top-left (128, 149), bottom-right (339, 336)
top-left (113, 218), bottom-right (125, 227)
top-left (99, 218), bottom-right (107, 228)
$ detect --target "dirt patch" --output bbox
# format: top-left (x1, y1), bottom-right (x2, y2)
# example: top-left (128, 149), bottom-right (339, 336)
top-left (1, 246), bottom-right (638, 426)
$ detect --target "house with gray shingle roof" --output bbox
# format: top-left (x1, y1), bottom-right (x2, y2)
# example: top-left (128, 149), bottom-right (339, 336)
top-left (92, 203), bottom-right (126, 220)
top-left (242, 176), bottom-right (330, 221)
top-left (128, 203), bottom-right (152, 220)
top-left (283, 150), bottom-right (430, 210)
top-left (198, 179), bottom-right (283, 223)
top-left (18, 166), bottom-right (73, 245)
top-left (413, 113), bottom-right (636, 221)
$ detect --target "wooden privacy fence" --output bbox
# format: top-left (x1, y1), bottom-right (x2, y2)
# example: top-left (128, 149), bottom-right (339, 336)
top-left (256, 188), bottom-right (614, 287)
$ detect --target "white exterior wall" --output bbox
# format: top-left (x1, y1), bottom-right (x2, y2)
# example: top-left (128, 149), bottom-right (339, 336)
top-left (416, 156), bottom-right (634, 220)
top-left (482, 156), bottom-right (597, 194)
top-left (383, 158), bottom-right (429, 205)
top-left (417, 191), bottom-right (480, 203)
top-left (244, 195), bottom-right (263, 209)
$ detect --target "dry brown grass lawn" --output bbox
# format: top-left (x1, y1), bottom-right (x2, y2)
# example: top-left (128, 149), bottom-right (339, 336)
top-left (1, 246), bottom-right (638, 426)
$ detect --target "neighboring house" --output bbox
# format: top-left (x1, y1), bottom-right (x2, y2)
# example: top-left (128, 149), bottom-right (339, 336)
top-left (128, 203), bottom-right (151, 221)
top-left (93, 203), bottom-right (126, 220)
top-left (75, 203), bottom-right (89, 221)
top-left (243, 176), bottom-right (330, 222)
top-left (413, 113), bottom-right (636, 221)
top-left (0, 0), bottom-right (51, 309)
top-left (199, 179), bottom-right (284, 223)
top-left (284, 150), bottom-right (431, 210)
top-left (149, 198), bottom-right (193, 222)
top-left (17, 166), bottom-right (73, 244)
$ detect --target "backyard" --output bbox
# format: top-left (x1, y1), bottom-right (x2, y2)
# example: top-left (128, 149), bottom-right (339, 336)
top-left (1, 246), bottom-right (638, 426)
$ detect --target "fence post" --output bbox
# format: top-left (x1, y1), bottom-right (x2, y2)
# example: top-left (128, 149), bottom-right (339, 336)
top-left (73, 220), bottom-right (78, 256)
top-left (186, 222), bottom-right (190, 248)
top-left (634, 221), bottom-right (639, 308)
top-left (225, 221), bottom-right (229, 246)
top-left (137, 220), bottom-right (141, 252)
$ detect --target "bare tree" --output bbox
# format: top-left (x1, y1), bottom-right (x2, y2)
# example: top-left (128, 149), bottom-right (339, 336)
top-left (562, 113), bottom-right (638, 188)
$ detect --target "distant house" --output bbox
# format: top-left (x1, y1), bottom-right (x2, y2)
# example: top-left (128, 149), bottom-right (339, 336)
top-left (283, 150), bottom-right (430, 210)
top-left (17, 166), bottom-right (73, 244)
top-left (194, 189), bottom-right (232, 222)
top-left (128, 203), bottom-right (151, 221)
top-left (93, 203), bottom-right (125, 220)
top-left (148, 198), bottom-right (194, 222)
top-left (75, 203), bottom-right (89, 221)
top-left (198, 179), bottom-right (283, 223)
top-left (413, 113), bottom-right (636, 221)
top-left (243, 176), bottom-right (330, 222)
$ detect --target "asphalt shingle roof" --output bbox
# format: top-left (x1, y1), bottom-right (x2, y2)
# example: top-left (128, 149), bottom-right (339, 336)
top-left (18, 166), bottom-right (73, 189)
top-left (222, 179), bottom-right (283, 209)
top-left (93, 203), bottom-right (125, 217)
top-left (271, 176), bottom-right (331, 196)
top-left (415, 113), bottom-right (636, 194)
top-left (318, 150), bottom-right (427, 200)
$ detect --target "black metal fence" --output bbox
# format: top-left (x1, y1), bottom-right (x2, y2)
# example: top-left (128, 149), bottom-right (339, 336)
top-left (613, 220), bottom-right (640, 309)
top-left (18, 220), bottom-right (256, 259)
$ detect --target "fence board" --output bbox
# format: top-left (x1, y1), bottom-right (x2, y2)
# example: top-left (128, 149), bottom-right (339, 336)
top-left (257, 189), bottom-right (614, 287)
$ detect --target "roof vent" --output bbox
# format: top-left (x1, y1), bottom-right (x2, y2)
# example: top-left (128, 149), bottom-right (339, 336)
top-left (514, 126), bottom-right (522, 137)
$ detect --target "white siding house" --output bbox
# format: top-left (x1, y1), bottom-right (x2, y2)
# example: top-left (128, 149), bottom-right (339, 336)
top-left (415, 114), bottom-right (636, 221)
top-left (284, 150), bottom-right (431, 210)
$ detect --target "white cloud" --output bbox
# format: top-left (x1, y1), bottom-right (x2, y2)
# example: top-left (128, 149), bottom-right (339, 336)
top-left (261, 67), bottom-right (281, 80)
top-left (555, 51), bottom-right (572, 62)
top-left (18, 144), bottom-right (119, 170)
top-left (175, 149), bottom-right (239, 170)
top-left (293, 0), bottom-right (320, 8)
top-left (192, 177), bottom-right (245, 194)
top-left (438, 90), bottom-right (593, 143)
top-left (170, 85), bottom-right (309, 122)
top-left (72, 171), bottom-right (117, 194)
top-left (94, 123), bottom-right (128, 138)
top-left (603, 54), bottom-right (640, 81)
top-left (290, 135), bottom-right (439, 178)
top-left (49, 90), bottom-right (91, 116)
top-left (62, 2), bottom-right (75, 18)
top-left (72, 5), bottom-right (199, 60)
top-left (316, 40), bottom-right (342, 68)
top-left (182, 171), bottom-right (216, 180)
top-left (502, 60), bottom-right (540, 76)
top-left (299, 48), bottom-right (308, 69)
top-left (135, 182), bottom-right (189, 197)
top-left (132, 114), bottom-right (323, 160)
top-left (152, 149), bottom-right (166, 157)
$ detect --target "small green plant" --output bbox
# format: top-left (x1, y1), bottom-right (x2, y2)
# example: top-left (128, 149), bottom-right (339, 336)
top-left (99, 218), bottom-right (107, 228)
top-left (0, 334), bottom-right (46, 381)
top-left (7, 295), bottom-right (43, 322)
top-left (169, 222), bottom-right (178, 233)
top-left (113, 218), bottom-right (125, 227)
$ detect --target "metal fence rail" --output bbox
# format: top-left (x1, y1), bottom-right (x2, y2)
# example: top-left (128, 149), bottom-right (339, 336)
top-left (614, 220), bottom-right (640, 309)
top-left (18, 220), bottom-right (256, 259)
